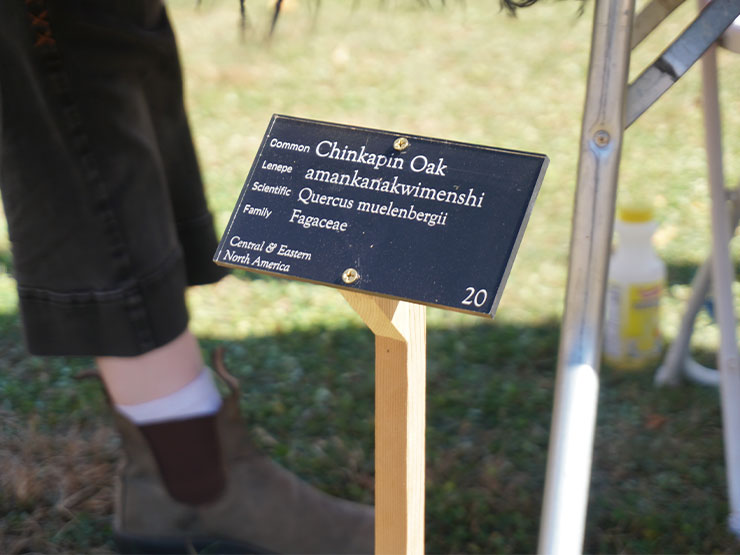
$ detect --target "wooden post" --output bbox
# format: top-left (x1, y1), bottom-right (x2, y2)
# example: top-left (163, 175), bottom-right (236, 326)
top-left (342, 291), bottom-right (426, 555)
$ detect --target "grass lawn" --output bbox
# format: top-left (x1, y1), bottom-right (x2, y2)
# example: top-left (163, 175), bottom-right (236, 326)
top-left (2, 0), bottom-right (740, 552)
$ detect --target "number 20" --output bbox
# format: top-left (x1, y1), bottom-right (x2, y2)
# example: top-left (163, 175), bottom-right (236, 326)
top-left (462, 287), bottom-right (488, 308)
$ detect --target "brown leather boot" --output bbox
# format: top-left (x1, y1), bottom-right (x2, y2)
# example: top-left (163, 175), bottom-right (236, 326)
top-left (113, 351), bottom-right (374, 554)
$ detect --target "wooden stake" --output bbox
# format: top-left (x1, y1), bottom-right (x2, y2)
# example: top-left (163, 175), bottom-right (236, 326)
top-left (342, 291), bottom-right (426, 555)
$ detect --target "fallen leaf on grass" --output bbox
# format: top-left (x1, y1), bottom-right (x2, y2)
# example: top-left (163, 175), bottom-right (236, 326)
top-left (645, 413), bottom-right (668, 430)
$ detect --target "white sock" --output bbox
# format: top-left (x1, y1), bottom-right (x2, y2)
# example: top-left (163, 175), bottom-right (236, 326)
top-left (116, 367), bottom-right (223, 425)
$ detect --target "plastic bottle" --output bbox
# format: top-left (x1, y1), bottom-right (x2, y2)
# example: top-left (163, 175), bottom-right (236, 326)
top-left (603, 203), bottom-right (666, 369)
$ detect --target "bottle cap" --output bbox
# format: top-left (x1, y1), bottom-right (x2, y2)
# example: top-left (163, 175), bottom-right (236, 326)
top-left (618, 202), bottom-right (653, 223)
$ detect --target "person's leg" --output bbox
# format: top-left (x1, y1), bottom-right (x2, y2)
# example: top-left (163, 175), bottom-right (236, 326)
top-left (98, 329), bottom-right (374, 553)
top-left (98, 329), bottom-right (229, 506)
top-left (0, 1), bottom-right (373, 552)
top-left (98, 329), bottom-right (204, 406)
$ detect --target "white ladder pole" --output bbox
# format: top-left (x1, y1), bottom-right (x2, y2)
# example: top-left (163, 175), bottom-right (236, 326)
top-left (538, 0), bottom-right (635, 552)
top-left (698, 36), bottom-right (740, 535)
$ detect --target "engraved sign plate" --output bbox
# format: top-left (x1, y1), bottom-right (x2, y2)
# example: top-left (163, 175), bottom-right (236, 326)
top-left (215, 115), bottom-right (548, 317)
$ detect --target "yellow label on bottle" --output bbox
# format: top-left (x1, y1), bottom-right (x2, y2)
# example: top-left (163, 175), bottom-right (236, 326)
top-left (624, 282), bottom-right (661, 349)
top-left (604, 280), bottom-right (663, 369)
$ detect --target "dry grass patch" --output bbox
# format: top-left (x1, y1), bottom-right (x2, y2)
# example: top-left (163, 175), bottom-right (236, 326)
top-left (0, 413), bottom-right (117, 554)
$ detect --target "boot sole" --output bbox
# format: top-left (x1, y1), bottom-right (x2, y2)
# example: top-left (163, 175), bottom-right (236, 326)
top-left (114, 531), bottom-right (274, 554)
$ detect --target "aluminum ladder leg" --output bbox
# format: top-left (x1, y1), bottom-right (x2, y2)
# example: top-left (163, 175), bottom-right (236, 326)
top-left (537, 1), bottom-right (634, 552)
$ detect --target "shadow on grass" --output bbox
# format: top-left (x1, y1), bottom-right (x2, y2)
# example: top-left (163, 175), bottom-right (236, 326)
top-left (1, 292), bottom-right (737, 553)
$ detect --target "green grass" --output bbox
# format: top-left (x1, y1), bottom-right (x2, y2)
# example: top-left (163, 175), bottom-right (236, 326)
top-left (2, 0), bottom-right (740, 552)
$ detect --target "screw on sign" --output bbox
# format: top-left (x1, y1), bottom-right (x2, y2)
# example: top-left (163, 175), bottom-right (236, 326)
top-left (342, 268), bottom-right (359, 284)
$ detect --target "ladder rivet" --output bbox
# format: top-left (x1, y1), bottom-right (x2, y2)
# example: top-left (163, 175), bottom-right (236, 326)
top-left (594, 130), bottom-right (611, 147)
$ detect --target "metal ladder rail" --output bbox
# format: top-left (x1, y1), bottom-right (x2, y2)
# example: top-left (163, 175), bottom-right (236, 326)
top-left (698, 21), bottom-right (740, 535)
top-left (538, 0), bottom-right (740, 552)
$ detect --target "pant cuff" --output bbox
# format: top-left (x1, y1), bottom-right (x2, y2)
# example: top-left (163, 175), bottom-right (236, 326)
top-left (18, 253), bottom-right (193, 357)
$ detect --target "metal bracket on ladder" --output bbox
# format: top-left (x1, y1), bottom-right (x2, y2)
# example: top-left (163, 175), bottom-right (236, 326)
top-left (626, 0), bottom-right (740, 127)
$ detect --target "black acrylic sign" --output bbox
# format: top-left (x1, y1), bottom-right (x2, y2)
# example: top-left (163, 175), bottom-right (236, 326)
top-left (215, 115), bottom-right (548, 317)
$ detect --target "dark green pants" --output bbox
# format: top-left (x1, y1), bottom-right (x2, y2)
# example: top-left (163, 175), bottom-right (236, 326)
top-left (0, 0), bottom-right (227, 356)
